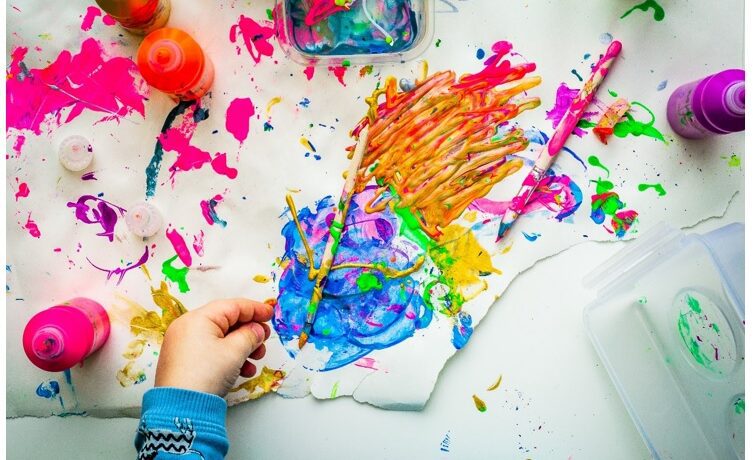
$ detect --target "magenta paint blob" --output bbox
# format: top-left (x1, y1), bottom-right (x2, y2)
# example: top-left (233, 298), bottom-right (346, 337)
top-left (23, 298), bottom-right (111, 372)
top-left (667, 69), bottom-right (745, 139)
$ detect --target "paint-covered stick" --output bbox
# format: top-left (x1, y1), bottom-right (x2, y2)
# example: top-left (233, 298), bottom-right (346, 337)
top-left (496, 40), bottom-right (622, 241)
top-left (298, 126), bottom-right (370, 349)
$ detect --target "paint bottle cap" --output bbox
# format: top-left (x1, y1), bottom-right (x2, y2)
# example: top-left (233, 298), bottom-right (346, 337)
top-left (31, 327), bottom-right (65, 359)
top-left (137, 28), bottom-right (207, 94)
top-left (126, 202), bottom-right (164, 237)
top-left (58, 135), bottom-right (94, 171)
top-left (694, 69), bottom-right (745, 134)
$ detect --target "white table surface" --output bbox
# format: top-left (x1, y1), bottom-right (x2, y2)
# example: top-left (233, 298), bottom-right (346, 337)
top-left (7, 190), bottom-right (743, 459)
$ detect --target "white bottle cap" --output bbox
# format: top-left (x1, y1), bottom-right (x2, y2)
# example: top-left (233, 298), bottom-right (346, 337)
top-left (58, 135), bottom-right (94, 171)
top-left (126, 202), bottom-right (163, 238)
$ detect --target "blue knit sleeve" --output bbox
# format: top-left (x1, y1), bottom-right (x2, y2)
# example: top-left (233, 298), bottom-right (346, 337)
top-left (135, 387), bottom-right (229, 460)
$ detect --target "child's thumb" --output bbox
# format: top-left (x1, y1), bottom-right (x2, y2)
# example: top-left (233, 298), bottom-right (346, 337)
top-left (225, 322), bottom-right (266, 356)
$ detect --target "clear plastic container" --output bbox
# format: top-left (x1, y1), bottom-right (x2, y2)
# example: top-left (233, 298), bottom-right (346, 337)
top-left (276, 0), bottom-right (434, 66)
top-left (584, 222), bottom-right (745, 460)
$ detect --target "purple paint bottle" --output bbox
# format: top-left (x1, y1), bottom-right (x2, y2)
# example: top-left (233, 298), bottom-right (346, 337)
top-left (667, 69), bottom-right (744, 139)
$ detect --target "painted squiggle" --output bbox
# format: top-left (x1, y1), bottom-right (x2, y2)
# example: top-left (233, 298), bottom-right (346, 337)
top-left (200, 195), bottom-right (228, 227)
top-left (66, 195), bottom-right (127, 241)
top-left (24, 214), bottom-right (41, 238)
top-left (230, 15), bottom-right (276, 64)
top-left (162, 255), bottom-right (190, 293)
top-left (15, 181), bottom-right (30, 201)
top-left (352, 42), bottom-right (541, 238)
top-left (145, 100), bottom-right (194, 198)
top-left (590, 176), bottom-right (638, 238)
top-left (6, 38), bottom-right (146, 136)
top-left (166, 226), bottom-right (193, 267)
top-left (88, 246), bottom-right (149, 285)
top-left (621, 0), bottom-right (665, 21)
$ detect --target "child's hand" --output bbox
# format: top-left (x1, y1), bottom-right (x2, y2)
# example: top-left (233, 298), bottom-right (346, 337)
top-left (155, 298), bottom-right (273, 397)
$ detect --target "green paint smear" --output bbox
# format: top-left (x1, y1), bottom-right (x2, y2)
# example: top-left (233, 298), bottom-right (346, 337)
top-left (356, 272), bottom-right (383, 292)
top-left (588, 155), bottom-right (610, 177)
top-left (435, 38), bottom-right (442, 47)
top-left (608, 89), bottom-right (619, 97)
top-left (678, 311), bottom-right (714, 370)
top-left (577, 119), bottom-right (597, 129)
top-left (620, 0), bottom-right (665, 21)
top-left (723, 154), bottom-right (742, 168)
top-left (638, 183), bottom-right (667, 197)
top-left (162, 255), bottom-right (190, 293)
top-left (734, 398), bottom-right (745, 414)
top-left (330, 381), bottom-right (339, 399)
top-left (638, 296), bottom-right (648, 304)
top-left (614, 101), bottom-right (668, 144)
top-left (687, 294), bottom-right (701, 313)
top-left (266, 8), bottom-right (274, 20)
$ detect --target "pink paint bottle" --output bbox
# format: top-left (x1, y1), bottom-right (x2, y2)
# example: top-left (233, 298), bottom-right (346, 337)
top-left (667, 69), bottom-right (745, 139)
top-left (23, 297), bottom-right (111, 372)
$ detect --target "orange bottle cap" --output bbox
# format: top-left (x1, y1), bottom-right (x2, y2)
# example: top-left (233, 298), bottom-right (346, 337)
top-left (137, 28), bottom-right (206, 94)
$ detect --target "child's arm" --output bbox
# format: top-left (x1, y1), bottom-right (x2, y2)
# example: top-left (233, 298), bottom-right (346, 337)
top-left (135, 298), bottom-right (272, 459)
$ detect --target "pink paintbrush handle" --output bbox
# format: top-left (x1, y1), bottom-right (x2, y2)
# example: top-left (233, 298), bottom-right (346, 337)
top-left (537, 40), bottom-right (622, 170)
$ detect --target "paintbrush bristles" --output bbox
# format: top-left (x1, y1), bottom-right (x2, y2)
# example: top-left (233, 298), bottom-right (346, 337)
top-left (298, 126), bottom-right (370, 349)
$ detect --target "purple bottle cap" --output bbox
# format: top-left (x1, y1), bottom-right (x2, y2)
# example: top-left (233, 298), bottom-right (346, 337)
top-left (693, 69), bottom-right (745, 134)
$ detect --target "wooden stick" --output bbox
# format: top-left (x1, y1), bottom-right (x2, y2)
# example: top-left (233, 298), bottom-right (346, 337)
top-left (298, 126), bottom-right (370, 349)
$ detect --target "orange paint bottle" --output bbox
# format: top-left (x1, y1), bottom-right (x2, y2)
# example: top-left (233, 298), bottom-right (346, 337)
top-left (137, 28), bottom-right (214, 100)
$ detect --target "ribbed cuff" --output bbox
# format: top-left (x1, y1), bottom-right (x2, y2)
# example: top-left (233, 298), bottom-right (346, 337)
top-left (142, 387), bottom-right (227, 438)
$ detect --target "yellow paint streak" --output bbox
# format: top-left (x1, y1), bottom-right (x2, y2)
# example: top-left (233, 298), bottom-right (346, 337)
top-left (253, 274), bottom-right (271, 283)
top-left (332, 255), bottom-right (425, 278)
top-left (140, 265), bottom-right (152, 280)
top-left (229, 366), bottom-right (286, 400)
top-left (151, 281), bottom-right (188, 329)
top-left (472, 394), bottom-right (487, 412)
top-left (285, 194), bottom-right (319, 280)
top-left (266, 96), bottom-right (282, 115)
top-left (122, 339), bottom-right (146, 360)
top-left (463, 211), bottom-right (478, 222)
top-left (486, 374), bottom-right (503, 391)
top-left (116, 362), bottom-right (146, 387)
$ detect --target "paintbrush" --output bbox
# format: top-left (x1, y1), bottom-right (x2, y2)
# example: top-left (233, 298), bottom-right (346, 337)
top-left (496, 40), bottom-right (623, 241)
top-left (298, 126), bottom-right (370, 349)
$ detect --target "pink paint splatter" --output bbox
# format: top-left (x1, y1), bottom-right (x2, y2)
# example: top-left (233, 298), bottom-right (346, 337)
top-left (225, 97), bottom-right (255, 143)
top-left (327, 66), bottom-right (347, 86)
top-left (24, 214), bottom-right (41, 238)
top-left (304, 66), bottom-right (315, 80)
top-left (87, 245), bottom-right (149, 285)
top-left (102, 14), bottom-right (116, 26)
top-left (53, 247), bottom-right (62, 252)
top-left (6, 38), bottom-right (146, 135)
top-left (15, 182), bottom-right (29, 201)
top-left (354, 357), bottom-right (379, 370)
top-left (166, 226), bottom-right (193, 267)
top-left (12, 135), bottom-right (25, 157)
top-left (545, 83), bottom-right (599, 138)
top-left (200, 194), bottom-right (227, 227)
top-left (158, 105), bottom-right (238, 183)
top-left (81, 6), bottom-right (102, 31)
top-left (193, 231), bottom-right (205, 257)
top-left (229, 15), bottom-right (275, 64)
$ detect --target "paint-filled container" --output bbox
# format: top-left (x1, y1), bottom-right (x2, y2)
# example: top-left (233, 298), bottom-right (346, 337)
top-left (666, 69), bottom-right (745, 139)
top-left (584, 222), bottom-right (744, 460)
top-left (23, 298), bottom-right (111, 372)
top-left (95, 0), bottom-right (171, 35)
top-left (137, 28), bottom-right (214, 100)
top-left (275, 0), bottom-right (434, 66)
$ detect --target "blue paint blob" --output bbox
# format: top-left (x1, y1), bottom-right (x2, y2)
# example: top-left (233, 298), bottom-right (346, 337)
top-left (522, 232), bottom-right (541, 242)
top-left (275, 187), bottom-right (431, 370)
top-left (476, 48), bottom-right (485, 60)
top-left (571, 69), bottom-right (584, 82)
top-left (451, 311), bottom-right (473, 349)
top-left (599, 32), bottom-right (614, 44)
top-left (298, 97), bottom-right (311, 108)
top-left (264, 121), bottom-right (274, 131)
top-left (584, 53), bottom-right (591, 60)
top-left (36, 380), bottom-right (60, 399)
top-left (657, 80), bottom-right (668, 91)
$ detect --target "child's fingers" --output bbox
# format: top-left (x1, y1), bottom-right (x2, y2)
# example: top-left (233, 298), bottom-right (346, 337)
top-left (261, 322), bottom-right (271, 340)
top-left (248, 343), bottom-right (266, 360)
top-left (199, 298), bottom-right (274, 333)
top-left (225, 321), bottom-right (266, 357)
top-left (240, 360), bottom-right (257, 378)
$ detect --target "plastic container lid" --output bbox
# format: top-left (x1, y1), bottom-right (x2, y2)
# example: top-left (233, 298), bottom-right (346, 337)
top-left (584, 222), bottom-right (745, 460)
top-left (694, 69), bottom-right (745, 134)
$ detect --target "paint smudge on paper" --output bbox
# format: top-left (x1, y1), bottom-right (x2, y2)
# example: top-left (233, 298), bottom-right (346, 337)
top-left (81, 171), bottom-right (97, 181)
top-left (487, 375), bottom-right (503, 391)
top-left (328, 65), bottom-right (348, 86)
top-left (253, 274), bottom-right (271, 283)
top-left (36, 380), bottom-right (61, 399)
top-left (162, 255), bottom-right (190, 293)
top-left (613, 101), bottom-right (667, 144)
top-left (228, 366), bottom-right (285, 400)
top-left (522, 232), bottom-right (541, 242)
top-left (6, 38), bottom-right (146, 136)
top-left (81, 6), bottom-right (113, 31)
top-left (734, 397), bottom-right (745, 414)
top-left (638, 183), bottom-right (667, 196)
top-left (15, 182), bottom-right (30, 201)
top-left (225, 97), bottom-right (255, 144)
top-left (722, 154), bottom-right (742, 169)
top-left (230, 15), bottom-right (276, 64)
top-left (88, 245), bottom-right (149, 284)
top-left (472, 394), bottom-right (487, 412)
top-left (451, 311), bottom-right (474, 349)
top-left (193, 231), bottom-right (205, 257)
top-left (24, 214), bottom-right (41, 238)
top-left (200, 194), bottom-right (228, 227)
top-left (67, 195), bottom-right (127, 242)
top-left (546, 83), bottom-right (590, 137)
top-left (166, 226), bottom-right (193, 267)
top-left (304, 66), bottom-right (315, 80)
top-left (593, 98), bottom-right (631, 144)
top-left (657, 80), bottom-right (668, 91)
top-left (590, 176), bottom-right (638, 238)
top-left (621, 0), bottom-right (665, 21)
top-left (116, 362), bottom-right (147, 387)
top-left (354, 357), bottom-right (379, 370)
top-left (145, 100), bottom-right (193, 198)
